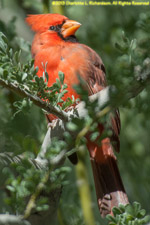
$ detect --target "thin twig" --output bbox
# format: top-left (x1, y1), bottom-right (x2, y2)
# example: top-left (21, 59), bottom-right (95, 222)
top-left (23, 169), bottom-right (51, 219)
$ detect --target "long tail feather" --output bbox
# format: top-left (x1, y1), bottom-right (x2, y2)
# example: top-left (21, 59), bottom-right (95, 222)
top-left (87, 138), bottom-right (129, 217)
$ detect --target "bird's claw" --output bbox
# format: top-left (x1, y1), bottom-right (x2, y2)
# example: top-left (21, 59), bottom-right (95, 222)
top-left (98, 194), bottom-right (112, 216)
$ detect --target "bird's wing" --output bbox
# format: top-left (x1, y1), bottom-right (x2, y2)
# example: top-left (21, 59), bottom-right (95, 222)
top-left (80, 44), bottom-right (120, 152)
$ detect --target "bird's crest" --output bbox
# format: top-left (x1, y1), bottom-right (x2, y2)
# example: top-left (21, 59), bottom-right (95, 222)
top-left (26, 14), bottom-right (68, 33)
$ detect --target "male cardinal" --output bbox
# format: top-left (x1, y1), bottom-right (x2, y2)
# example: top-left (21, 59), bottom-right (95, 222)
top-left (26, 14), bottom-right (129, 217)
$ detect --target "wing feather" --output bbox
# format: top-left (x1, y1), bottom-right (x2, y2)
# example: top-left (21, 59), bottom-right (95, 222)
top-left (81, 44), bottom-right (120, 152)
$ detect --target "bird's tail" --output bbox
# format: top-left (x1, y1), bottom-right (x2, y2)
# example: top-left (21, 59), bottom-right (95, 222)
top-left (87, 138), bottom-right (129, 217)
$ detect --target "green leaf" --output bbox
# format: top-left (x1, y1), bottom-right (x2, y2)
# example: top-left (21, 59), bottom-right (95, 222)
top-left (58, 71), bottom-right (64, 84)
top-left (142, 215), bottom-right (150, 223)
top-left (126, 204), bottom-right (135, 216)
top-left (6, 185), bottom-right (15, 192)
top-left (0, 40), bottom-right (6, 53)
top-left (0, 67), bottom-right (3, 76)
top-left (1, 32), bottom-right (8, 44)
top-left (9, 48), bottom-right (13, 58)
top-left (133, 202), bottom-right (141, 212)
top-left (22, 73), bottom-right (27, 81)
top-left (62, 89), bottom-right (68, 95)
top-left (122, 31), bottom-right (129, 44)
top-left (14, 50), bottom-right (21, 63)
top-left (130, 39), bottom-right (137, 51)
top-left (90, 132), bottom-right (99, 141)
top-left (56, 78), bottom-right (61, 89)
top-left (35, 76), bottom-right (40, 84)
top-left (3, 69), bottom-right (8, 79)
top-left (36, 204), bottom-right (49, 212)
top-left (106, 214), bottom-right (117, 223)
top-left (112, 206), bottom-right (122, 216)
top-left (62, 83), bottom-right (68, 90)
top-left (45, 71), bottom-right (49, 83)
top-left (118, 203), bottom-right (126, 211)
top-left (115, 42), bottom-right (128, 53)
top-left (138, 209), bottom-right (146, 218)
top-left (67, 122), bottom-right (78, 131)
top-left (33, 66), bottom-right (39, 75)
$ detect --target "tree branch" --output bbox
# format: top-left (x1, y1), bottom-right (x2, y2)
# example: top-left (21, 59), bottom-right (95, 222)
top-left (0, 79), bottom-right (68, 121)
top-left (1, 68), bottom-right (150, 125)
top-left (0, 215), bottom-right (30, 225)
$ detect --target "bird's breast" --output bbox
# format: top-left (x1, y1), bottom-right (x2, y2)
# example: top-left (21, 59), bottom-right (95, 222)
top-left (34, 44), bottom-right (88, 100)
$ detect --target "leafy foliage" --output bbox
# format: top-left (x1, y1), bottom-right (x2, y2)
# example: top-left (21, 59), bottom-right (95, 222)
top-left (106, 202), bottom-right (150, 225)
top-left (3, 143), bottom-right (71, 215)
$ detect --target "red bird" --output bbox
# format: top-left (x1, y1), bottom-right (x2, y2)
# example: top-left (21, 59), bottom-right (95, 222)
top-left (26, 14), bottom-right (129, 217)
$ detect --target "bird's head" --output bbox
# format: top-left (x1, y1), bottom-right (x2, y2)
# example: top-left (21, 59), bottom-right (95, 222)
top-left (26, 14), bottom-right (81, 42)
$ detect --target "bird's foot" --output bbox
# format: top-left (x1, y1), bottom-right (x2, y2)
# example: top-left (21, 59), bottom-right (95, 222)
top-left (98, 194), bottom-right (112, 217)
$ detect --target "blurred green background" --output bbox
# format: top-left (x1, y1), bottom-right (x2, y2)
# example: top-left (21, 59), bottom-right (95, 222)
top-left (0, 0), bottom-right (150, 224)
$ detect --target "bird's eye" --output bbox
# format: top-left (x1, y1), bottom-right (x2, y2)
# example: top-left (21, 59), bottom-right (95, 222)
top-left (50, 26), bottom-right (55, 30)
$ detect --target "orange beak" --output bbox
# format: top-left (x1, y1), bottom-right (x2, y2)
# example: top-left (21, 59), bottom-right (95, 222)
top-left (61, 20), bottom-right (81, 38)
